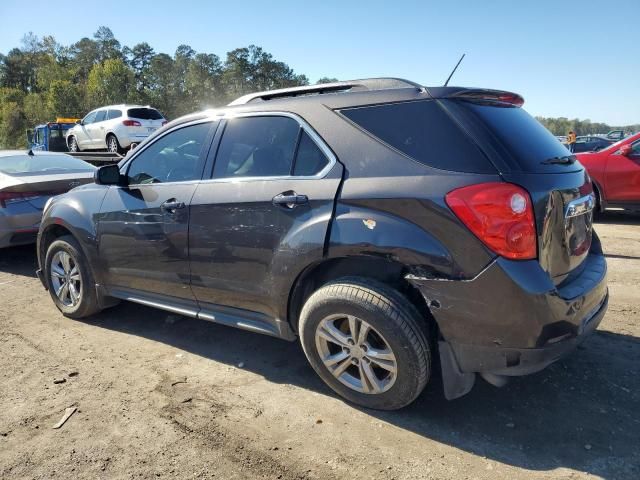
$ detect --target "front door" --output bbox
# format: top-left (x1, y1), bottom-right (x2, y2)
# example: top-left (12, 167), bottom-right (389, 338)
top-left (75, 111), bottom-right (97, 149)
top-left (96, 120), bottom-right (216, 300)
top-left (189, 114), bottom-right (342, 320)
top-left (605, 139), bottom-right (640, 203)
top-left (86, 110), bottom-right (107, 148)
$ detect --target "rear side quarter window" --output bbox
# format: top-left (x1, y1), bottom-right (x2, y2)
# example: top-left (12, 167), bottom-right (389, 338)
top-left (340, 100), bottom-right (495, 174)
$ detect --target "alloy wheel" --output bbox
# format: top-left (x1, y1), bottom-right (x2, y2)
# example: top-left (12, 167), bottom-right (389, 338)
top-left (107, 137), bottom-right (118, 153)
top-left (50, 251), bottom-right (82, 307)
top-left (315, 314), bottom-right (398, 394)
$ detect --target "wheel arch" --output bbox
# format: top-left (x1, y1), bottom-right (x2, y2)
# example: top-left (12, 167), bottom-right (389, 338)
top-left (287, 255), bottom-right (437, 339)
top-left (591, 178), bottom-right (605, 212)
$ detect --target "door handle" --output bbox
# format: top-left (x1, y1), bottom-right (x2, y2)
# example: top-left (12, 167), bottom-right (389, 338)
top-left (272, 192), bottom-right (308, 208)
top-left (161, 199), bottom-right (186, 213)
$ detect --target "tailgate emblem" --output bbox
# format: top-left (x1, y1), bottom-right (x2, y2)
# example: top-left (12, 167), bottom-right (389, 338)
top-left (565, 194), bottom-right (595, 218)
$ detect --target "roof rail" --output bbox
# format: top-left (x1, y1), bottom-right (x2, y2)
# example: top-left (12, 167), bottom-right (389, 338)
top-left (228, 78), bottom-right (423, 106)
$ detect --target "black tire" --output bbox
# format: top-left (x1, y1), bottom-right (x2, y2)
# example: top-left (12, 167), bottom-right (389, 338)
top-left (106, 134), bottom-right (121, 154)
top-left (44, 235), bottom-right (101, 319)
top-left (299, 278), bottom-right (431, 410)
top-left (68, 136), bottom-right (80, 152)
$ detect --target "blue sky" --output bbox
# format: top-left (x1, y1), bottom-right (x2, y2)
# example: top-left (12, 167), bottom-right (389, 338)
top-left (1, 0), bottom-right (638, 125)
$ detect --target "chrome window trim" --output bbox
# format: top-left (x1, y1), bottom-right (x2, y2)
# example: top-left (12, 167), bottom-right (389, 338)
top-left (204, 110), bottom-right (337, 182)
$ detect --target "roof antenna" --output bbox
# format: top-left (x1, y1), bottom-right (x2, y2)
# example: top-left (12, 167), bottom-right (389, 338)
top-left (444, 53), bottom-right (466, 87)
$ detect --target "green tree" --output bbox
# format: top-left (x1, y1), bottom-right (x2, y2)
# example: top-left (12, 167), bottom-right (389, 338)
top-left (47, 80), bottom-right (83, 117)
top-left (185, 53), bottom-right (224, 110)
top-left (87, 59), bottom-right (134, 107)
top-left (0, 100), bottom-right (26, 148)
top-left (23, 92), bottom-right (51, 129)
top-left (316, 77), bottom-right (339, 84)
top-left (93, 26), bottom-right (122, 62)
top-left (69, 37), bottom-right (99, 82)
top-left (125, 42), bottom-right (155, 94)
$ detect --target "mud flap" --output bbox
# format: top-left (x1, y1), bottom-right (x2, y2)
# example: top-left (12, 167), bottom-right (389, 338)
top-left (438, 340), bottom-right (476, 400)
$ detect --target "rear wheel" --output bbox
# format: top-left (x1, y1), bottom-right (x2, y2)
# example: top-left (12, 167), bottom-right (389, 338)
top-left (68, 136), bottom-right (80, 152)
top-left (45, 235), bottom-right (101, 318)
top-left (299, 278), bottom-right (431, 410)
top-left (106, 134), bottom-right (121, 154)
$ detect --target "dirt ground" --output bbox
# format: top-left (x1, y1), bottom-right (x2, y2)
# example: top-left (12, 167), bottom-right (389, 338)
top-left (1, 212), bottom-right (639, 480)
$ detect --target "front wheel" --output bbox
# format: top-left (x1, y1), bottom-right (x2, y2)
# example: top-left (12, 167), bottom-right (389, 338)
top-left (45, 235), bottom-right (101, 318)
top-left (299, 278), bottom-right (431, 410)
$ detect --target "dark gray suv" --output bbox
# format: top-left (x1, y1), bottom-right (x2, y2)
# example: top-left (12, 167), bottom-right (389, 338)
top-left (36, 78), bottom-right (608, 410)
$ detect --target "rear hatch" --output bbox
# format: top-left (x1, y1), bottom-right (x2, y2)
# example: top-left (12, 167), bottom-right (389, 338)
top-left (126, 108), bottom-right (166, 137)
top-left (442, 94), bottom-right (595, 284)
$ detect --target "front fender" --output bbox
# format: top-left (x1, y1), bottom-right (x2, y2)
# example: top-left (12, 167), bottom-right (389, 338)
top-left (37, 185), bottom-right (109, 282)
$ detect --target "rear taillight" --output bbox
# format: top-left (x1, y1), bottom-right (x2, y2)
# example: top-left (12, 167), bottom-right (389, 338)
top-left (0, 191), bottom-right (41, 208)
top-left (123, 120), bottom-right (141, 127)
top-left (445, 182), bottom-right (537, 260)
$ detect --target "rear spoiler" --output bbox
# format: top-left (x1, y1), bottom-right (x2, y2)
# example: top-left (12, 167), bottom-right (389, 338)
top-left (423, 86), bottom-right (524, 107)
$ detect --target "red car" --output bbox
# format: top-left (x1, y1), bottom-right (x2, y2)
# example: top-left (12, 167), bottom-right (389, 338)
top-left (577, 132), bottom-right (640, 211)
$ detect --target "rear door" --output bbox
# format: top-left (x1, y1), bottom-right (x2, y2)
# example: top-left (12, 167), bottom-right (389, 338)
top-left (189, 113), bottom-right (342, 320)
top-left (96, 120), bottom-right (216, 299)
top-left (604, 138), bottom-right (640, 203)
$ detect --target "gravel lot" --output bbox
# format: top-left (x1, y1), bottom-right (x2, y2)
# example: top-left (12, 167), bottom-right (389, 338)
top-left (1, 212), bottom-right (639, 480)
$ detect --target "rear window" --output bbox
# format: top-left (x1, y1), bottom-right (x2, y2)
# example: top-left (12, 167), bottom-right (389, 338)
top-left (340, 100), bottom-right (495, 173)
top-left (460, 103), bottom-right (580, 172)
top-left (0, 154), bottom-right (95, 175)
top-left (127, 108), bottom-right (164, 120)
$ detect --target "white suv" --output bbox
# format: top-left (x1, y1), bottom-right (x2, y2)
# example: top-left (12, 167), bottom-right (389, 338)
top-left (66, 105), bottom-right (167, 153)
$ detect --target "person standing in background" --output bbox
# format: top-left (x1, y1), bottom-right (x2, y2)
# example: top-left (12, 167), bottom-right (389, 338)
top-left (567, 130), bottom-right (577, 153)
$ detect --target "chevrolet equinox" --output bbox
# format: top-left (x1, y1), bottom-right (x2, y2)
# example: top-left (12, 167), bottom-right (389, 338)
top-left (36, 78), bottom-right (608, 410)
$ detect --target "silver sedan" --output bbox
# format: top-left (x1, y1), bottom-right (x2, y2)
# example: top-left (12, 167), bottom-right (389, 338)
top-left (0, 151), bottom-right (96, 248)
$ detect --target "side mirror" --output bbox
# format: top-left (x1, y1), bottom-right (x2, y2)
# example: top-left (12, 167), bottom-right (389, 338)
top-left (26, 129), bottom-right (33, 145)
top-left (95, 164), bottom-right (123, 185)
top-left (76, 119), bottom-right (82, 125)
top-left (619, 145), bottom-right (632, 156)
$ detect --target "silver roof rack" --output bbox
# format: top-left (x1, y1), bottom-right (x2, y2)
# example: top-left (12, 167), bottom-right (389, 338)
top-left (228, 78), bottom-right (423, 106)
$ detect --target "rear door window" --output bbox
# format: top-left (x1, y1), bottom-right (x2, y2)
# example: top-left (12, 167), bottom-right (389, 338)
top-left (340, 100), bottom-right (495, 173)
top-left (293, 131), bottom-right (329, 176)
top-left (213, 116), bottom-right (300, 178)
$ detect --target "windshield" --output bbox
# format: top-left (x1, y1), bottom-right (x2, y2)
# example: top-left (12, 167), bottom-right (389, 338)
top-left (0, 154), bottom-right (95, 175)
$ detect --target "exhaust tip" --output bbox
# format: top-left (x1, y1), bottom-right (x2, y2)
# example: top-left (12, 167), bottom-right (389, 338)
top-left (480, 372), bottom-right (509, 388)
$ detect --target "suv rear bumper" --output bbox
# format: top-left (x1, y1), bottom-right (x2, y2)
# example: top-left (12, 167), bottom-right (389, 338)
top-left (407, 241), bottom-right (608, 398)
top-left (446, 291), bottom-right (607, 377)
